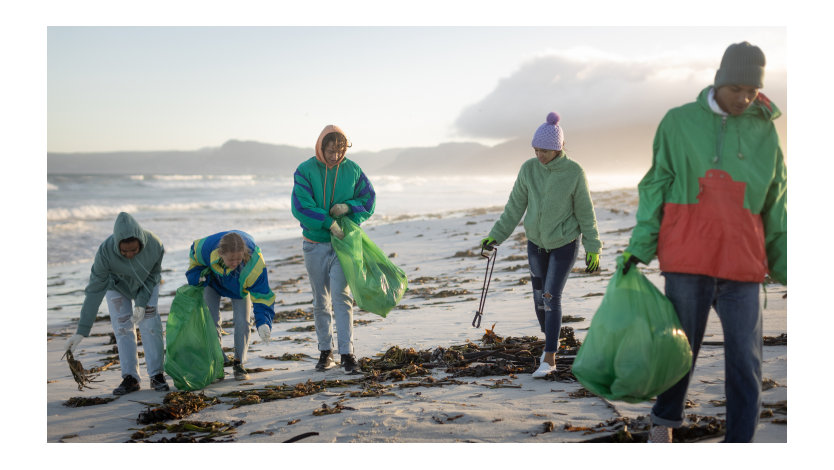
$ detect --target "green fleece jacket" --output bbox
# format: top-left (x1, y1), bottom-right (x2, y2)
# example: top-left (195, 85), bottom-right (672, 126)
top-left (489, 154), bottom-right (602, 254)
top-left (76, 212), bottom-right (164, 336)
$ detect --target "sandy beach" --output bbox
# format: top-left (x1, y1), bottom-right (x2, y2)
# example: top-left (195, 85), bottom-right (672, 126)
top-left (44, 188), bottom-right (787, 453)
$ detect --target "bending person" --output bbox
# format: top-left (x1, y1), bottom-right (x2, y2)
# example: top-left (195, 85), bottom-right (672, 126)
top-left (65, 212), bottom-right (169, 395)
top-left (186, 230), bottom-right (275, 381)
top-left (482, 112), bottom-right (602, 379)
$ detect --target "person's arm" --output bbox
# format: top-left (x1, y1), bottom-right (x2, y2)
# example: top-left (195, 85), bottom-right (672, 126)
top-left (76, 247), bottom-right (110, 337)
top-left (488, 165), bottom-right (529, 244)
top-left (627, 118), bottom-right (676, 263)
top-left (242, 250), bottom-right (275, 330)
top-left (185, 239), bottom-right (208, 286)
top-left (345, 170), bottom-right (376, 225)
top-left (135, 242), bottom-right (163, 308)
top-left (573, 168), bottom-right (602, 255)
top-left (762, 146), bottom-right (787, 285)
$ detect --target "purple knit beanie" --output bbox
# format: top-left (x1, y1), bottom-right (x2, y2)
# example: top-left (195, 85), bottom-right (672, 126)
top-left (531, 112), bottom-right (564, 151)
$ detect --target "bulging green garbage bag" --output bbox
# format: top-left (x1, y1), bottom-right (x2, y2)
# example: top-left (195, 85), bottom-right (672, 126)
top-left (164, 284), bottom-right (225, 390)
top-left (571, 257), bottom-right (692, 403)
top-left (331, 217), bottom-right (408, 317)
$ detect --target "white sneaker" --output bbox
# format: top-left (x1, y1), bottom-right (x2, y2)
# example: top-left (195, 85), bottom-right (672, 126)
top-left (532, 361), bottom-right (557, 378)
top-left (648, 425), bottom-right (673, 443)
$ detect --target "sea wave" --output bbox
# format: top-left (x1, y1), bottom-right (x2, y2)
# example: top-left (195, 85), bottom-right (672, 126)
top-left (47, 198), bottom-right (292, 222)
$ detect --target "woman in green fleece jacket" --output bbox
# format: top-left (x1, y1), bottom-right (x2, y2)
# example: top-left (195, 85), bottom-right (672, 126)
top-left (481, 112), bottom-right (602, 379)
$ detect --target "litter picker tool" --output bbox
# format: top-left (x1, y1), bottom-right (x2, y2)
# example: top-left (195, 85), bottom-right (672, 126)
top-left (472, 243), bottom-right (497, 328)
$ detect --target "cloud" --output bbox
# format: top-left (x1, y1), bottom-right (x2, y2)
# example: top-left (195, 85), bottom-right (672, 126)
top-left (454, 52), bottom-right (787, 142)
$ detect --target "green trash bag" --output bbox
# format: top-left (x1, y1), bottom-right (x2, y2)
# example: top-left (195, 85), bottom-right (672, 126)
top-left (571, 257), bottom-right (692, 403)
top-left (164, 284), bottom-right (225, 390)
top-left (331, 217), bottom-right (408, 317)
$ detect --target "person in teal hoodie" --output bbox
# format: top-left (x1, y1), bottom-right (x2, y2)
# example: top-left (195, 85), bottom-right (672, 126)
top-left (481, 112), bottom-right (602, 379)
top-left (185, 230), bottom-right (276, 381)
top-left (291, 124), bottom-right (375, 374)
top-left (624, 42), bottom-right (787, 443)
top-left (64, 212), bottom-right (169, 395)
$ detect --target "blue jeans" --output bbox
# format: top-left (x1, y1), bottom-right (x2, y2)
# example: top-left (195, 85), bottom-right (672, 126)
top-left (106, 286), bottom-right (164, 381)
top-left (303, 240), bottom-right (354, 355)
top-left (651, 272), bottom-right (762, 443)
top-left (204, 286), bottom-right (251, 363)
top-left (527, 240), bottom-right (578, 353)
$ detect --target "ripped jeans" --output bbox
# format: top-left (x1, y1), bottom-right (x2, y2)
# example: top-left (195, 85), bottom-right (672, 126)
top-left (527, 240), bottom-right (578, 353)
top-left (106, 286), bottom-right (164, 381)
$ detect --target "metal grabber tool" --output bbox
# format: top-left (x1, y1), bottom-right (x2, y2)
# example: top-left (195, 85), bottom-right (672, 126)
top-left (472, 243), bottom-right (497, 328)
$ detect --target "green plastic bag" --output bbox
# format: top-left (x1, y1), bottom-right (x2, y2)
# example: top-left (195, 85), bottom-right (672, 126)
top-left (571, 257), bottom-right (693, 403)
top-left (331, 217), bottom-right (408, 317)
top-left (164, 284), bottom-right (225, 390)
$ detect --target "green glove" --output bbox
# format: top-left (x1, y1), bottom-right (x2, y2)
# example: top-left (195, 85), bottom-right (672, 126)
top-left (622, 251), bottom-right (642, 274)
top-left (480, 236), bottom-right (497, 250)
top-left (585, 252), bottom-right (600, 273)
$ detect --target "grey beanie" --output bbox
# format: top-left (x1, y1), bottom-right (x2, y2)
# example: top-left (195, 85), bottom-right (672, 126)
top-left (714, 41), bottom-right (766, 89)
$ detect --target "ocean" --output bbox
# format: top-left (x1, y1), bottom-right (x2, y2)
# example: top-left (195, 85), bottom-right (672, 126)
top-left (46, 171), bottom-right (641, 328)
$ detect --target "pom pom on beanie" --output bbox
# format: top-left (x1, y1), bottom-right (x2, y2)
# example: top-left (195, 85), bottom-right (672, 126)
top-left (531, 112), bottom-right (564, 151)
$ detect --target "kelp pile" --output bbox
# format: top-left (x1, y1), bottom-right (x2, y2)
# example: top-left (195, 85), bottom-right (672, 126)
top-left (130, 419), bottom-right (244, 443)
top-left (221, 379), bottom-right (364, 408)
top-left (137, 391), bottom-right (221, 424)
top-left (63, 396), bottom-right (117, 407)
top-left (564, 414), bottom-right (727, 443)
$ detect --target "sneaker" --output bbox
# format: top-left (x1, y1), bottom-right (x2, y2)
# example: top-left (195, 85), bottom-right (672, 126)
top-left (113, 375), bottom-right (140, 395)
top-left (233, 361), bottom-right (249, 381)
top-left (223, 354), bottom-right (235, 367)
top-left (341, 354), bottom-right (358, 374)
top-left (648, 425), bottom-right (673, 443)
top-left (531, 361), bottom-right (557, 378)
top-left (150, 373), bottom-right (170, 392)
top-left (315, 350), bottom-right (336, 371)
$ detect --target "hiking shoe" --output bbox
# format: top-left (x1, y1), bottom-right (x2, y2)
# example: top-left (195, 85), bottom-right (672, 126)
top-left (316, 350), bottom-right (336, 371)
top-left (341, 354), bottom-right (358, 374)
top-left (648, 425), bottom-right (673, 443)
top-left (150, 373), bottom-right (170, 391)
top-left (223, 354), bottom-right (235, 367)
top-left (113, 375), bottom-right (140, 395)
top-left (233, 361), bottom-right (249, 381)
top-left (531, 361), bottom-right (557, 378)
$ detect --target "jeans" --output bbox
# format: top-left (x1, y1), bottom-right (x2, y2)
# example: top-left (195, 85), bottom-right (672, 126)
top-left (106, 286), bottom-right (164, 381)
top-left (203, 285), bottom-right (251, 363)
top-left (303, 240), bottom-right (354, 355)
top-left (651, 272), bottom-right (762, 443)
top-left (527, 240), bottom-right (578, 353)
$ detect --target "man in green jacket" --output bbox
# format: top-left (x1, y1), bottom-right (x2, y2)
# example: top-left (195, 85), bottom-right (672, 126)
top-left (291, 124), bottom-right (375, 374)
top-left (65, 212), bottom-right (169, 395)
top-left (624, 42), bottom-right (787, 443)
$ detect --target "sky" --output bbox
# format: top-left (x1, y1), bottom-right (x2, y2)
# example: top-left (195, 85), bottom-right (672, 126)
top-left (47, 24), bottom-right (787, 154)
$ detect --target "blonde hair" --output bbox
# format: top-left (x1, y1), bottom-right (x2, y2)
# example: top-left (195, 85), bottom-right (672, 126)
top-left (218, 232), bottom-right (251, 263)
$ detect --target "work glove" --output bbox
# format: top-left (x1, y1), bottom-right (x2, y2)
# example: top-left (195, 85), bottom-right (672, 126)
top-left (480, 236), bottom-right (497, 250)
top-left (585, 252), bottom-right (600, 273)
top-left (258, 324), bottom-right (271, 343)
top-left (330, 220), bottom-right (345, 240)
top-left (65, 334), bottom-right (84, 354)
top-left (329, 203), bottom-right (349, 217)
top-left (622, 251), bottom-right (643, 275)
top-left (132, 306), bottom-right (146, 324)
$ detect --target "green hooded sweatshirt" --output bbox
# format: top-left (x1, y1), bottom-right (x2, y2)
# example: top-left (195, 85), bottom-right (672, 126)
top-left (627, 86), bottom-right (787, 284)
top-left (489, 154), bottom-right (602, 254)
top-left (76, 212), bottom-right (164, 336)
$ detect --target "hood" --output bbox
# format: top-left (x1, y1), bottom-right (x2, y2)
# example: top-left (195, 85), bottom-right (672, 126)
top-left (112, 212), bottom-right (148, 255)
top-left (315, 124), bottom-right (349, 168)
top-left (698, 86), bottom-right (782, 122)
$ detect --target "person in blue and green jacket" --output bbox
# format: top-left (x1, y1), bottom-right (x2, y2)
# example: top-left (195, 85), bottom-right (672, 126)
top-left (291, 124), bottom-right (375, 374)
top-left (481, 112), bottom-right (602, 380)
top-left (624, 42), bottom-right (787, 443)
top-left (64, 212), bottom-right (169, 395)
top-left (186, 230), bottom-right (276, 381)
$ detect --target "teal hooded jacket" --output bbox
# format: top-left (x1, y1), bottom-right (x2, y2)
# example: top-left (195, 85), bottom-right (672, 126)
top-left (76, 212), bottom-right (164, 336)
top-left (489, 154), bottom-right (602, 254)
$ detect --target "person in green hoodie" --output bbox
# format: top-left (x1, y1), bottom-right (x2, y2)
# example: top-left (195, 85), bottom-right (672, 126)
top-left (291, 124), bottom-right (376, 374)
top-left (624, 42), bottom-right (787, 443)
top-left (481, 112), bottom-right (602, 379)
top-left (64, 212), bottom-right (168, 395)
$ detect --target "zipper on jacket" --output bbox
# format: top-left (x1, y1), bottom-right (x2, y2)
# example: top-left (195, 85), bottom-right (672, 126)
top-left (714, 116), bottom-right (727, 164)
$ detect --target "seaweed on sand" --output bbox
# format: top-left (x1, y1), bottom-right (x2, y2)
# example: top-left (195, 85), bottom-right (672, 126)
top-left (62, 350), bottom-right (116, 391)
top-left (63, 396), bottom-right (117, 407)
top-left (136, 391), bottom-right (221, 424)
top-left (129, 419), bottom-right (244, 443)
